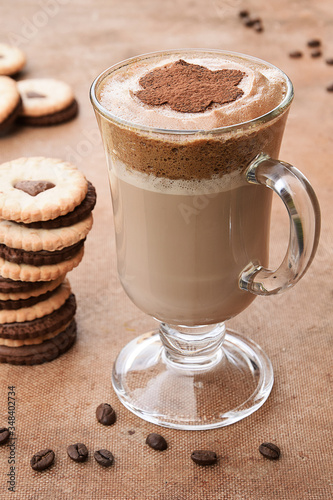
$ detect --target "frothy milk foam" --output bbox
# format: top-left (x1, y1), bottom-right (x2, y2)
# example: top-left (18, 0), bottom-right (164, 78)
top-left (97, 51), bottom-right (288, 325)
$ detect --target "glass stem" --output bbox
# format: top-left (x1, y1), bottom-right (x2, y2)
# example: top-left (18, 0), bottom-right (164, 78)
top-left (159, 322), bottom-right (226, 370)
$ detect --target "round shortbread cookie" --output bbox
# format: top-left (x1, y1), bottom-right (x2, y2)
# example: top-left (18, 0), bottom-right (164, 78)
top-left (0, 319), bottom-right (77, 365)
top-left (0, 275), bottom-right (64, 301)
top-left (0, 76), bottom-right (21, 122)
top-left (0, 246), bottom-right (84, 282)
top-left (0, 214), bottom-right (93, 251)
top-left (22, 182), bottom-right (97, 229)
top-left (0, 293), bottom-right (76, 340)
top-left (17, 78), bottom-right (74, 117)
top-left (0, 157), bottom-right (88, 223)
top-left (0, 44), bottom-right (26, 76)
top-left (0, 278), bottom-right (70, 323)
top-left (0, 239), bottom-right (84, 267)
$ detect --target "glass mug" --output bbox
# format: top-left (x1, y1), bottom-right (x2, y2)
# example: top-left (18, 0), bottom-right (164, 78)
top-left (90, 49), bottom-right (320, 429)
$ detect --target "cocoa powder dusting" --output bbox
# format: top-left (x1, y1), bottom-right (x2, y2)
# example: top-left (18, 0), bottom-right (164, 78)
top-left (135, 59), bottom-right (245, 113)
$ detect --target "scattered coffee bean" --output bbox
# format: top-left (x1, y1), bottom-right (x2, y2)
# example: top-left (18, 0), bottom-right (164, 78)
top-left (325, 58), bottom-right (333, 65)
top-left (0, 427), bottom-right (10, 445)
top-left (326, 84), bottom-right (333, 92)
top-left (146, 433), bottom-right (168, 451)
top-left (238, 10), bottom-right (249, 18)
top-left (96, 403), bottom-right (116, 426)
top-left (255, 24), bottom-right (264, 33)
top-left (259, 442), bottom-right (281, 460)
top-left (307, 39), bottom-right (321, 48)
top-left (289, 51), bottom-right (303, 59)
top-left (128, 430), bottom-right (135, 435)
top-left (30, 449), bottom-right (55, 471)
top-left (94, 449), bottom-right (114, 467)
top-left (244, 19), bottom-right (256, 27)
top-left (67, 443), bottom-right (88, 463)
top-left (311, 50), bottom-right (322, 58)
top-left (191, 450), bottom-right (218, 466)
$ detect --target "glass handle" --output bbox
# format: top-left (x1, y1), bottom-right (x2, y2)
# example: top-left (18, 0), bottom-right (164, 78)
top-left (240, 153), bottom-right (321, 296)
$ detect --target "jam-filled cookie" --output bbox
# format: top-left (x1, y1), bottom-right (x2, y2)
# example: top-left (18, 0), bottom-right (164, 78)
top-left (17, 78), bottom-right (78, 125)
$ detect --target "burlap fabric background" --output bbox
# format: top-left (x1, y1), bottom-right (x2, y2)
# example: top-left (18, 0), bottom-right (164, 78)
top-left (0, 1), bottom-right (332, 498)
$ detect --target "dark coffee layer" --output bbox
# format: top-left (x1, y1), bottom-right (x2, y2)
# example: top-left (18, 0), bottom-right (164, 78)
top-left (0, 238), bottom-right (85, 266)
top-left (20, 182), bottom-right (96, 229)
top-left (105, 112), bottom-right (288, 181)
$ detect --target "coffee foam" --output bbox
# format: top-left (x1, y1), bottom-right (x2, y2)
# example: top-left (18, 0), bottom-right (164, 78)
top-left (109, 155), bottom-right (247, 195)
top-left (98, 52), bottom-right (287, 130)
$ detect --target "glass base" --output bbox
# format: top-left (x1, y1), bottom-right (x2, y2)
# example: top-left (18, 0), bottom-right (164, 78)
top-left (112, 328), bottom-right (273, 430)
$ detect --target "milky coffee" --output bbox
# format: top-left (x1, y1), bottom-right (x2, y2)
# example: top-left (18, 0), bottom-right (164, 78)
top-left (97, 51), bottom-right (289, 326)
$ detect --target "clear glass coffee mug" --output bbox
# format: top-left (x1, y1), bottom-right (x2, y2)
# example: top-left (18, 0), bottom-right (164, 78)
top-left (90, 49), bottom-right (321, 429)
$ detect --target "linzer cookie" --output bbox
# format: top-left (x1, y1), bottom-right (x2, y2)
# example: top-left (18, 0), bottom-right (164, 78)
top-left (0, 44), bottom-right (26, 76)
top-left (0, 246), bottom-right (84, 282)
top-left (22, 182), bottom-right (96, 229)
top-left (0, 215), bottom-right (93, 252)
top-left (0, 157), bottom-right (89, 223)
top-left (0, 213), bottom-right (91, 281)
top-left (0, 76), bottom-right (22, 135)
top-left (0, 278), bottom-right (70, 324)
top-left (0, 278), bottom-right (77, 365)
top-left (0, 292), bottom-right (76, 340)
top-left (17, 78), bottom-right (78, 126)
top-left (0, 274), bottom-right (64, 307)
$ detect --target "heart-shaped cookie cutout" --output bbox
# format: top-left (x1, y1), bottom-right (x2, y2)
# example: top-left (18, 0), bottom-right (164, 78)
top-left (14, 180), bottom-right (55, 196)
top-left (25, 91), bottom-right (47, 98)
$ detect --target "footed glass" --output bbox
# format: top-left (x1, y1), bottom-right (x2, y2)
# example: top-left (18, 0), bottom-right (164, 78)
top-left (90, 49), bottom-right (320, 429)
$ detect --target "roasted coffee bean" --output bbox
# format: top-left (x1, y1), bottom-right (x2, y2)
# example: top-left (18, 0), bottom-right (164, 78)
top-left (146, 433), bottom-right (168, 451)
top-left (238, 10), bottom-right (249, 18)
top-left (259, 442), bottom-right (281, 460)
top-left (128, 430), bottom-right (135, 435)
top-left (30, 449), bottom-right (55, 471)
top-left (289, 51), bottom-right (303, 59)
top-left (311, 50), bottom-right (322, 58)
top-left (0, 427), bottom-right (10, 445)
top-left (67, 443), bottom-right (88, 463)
top-left (94, 449), bottom-right (114, 467)
top-left (326, 84), bottom-right (333, 92)
top-left (325, 58), bottom-right (333, 65)
top-left (244, 19), bottom-right (256, 27)
top-left (145, 433), bottom-right (167, 451)
top-left (255, 25), bottom-right (264, 33)
top-left (307, 39), bottom-right (321, 48)
top-left (96, 403), bottom-right (116, 426)
top-left (191, 450), bottom-right (218, 466)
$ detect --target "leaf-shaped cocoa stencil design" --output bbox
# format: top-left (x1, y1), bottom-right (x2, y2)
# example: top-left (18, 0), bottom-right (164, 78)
top-left (135, 59), bottom-right (245, 113)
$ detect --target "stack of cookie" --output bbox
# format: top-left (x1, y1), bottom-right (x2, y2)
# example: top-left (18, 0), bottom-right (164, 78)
top-left (0, 157), bottom-right (96, 365)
